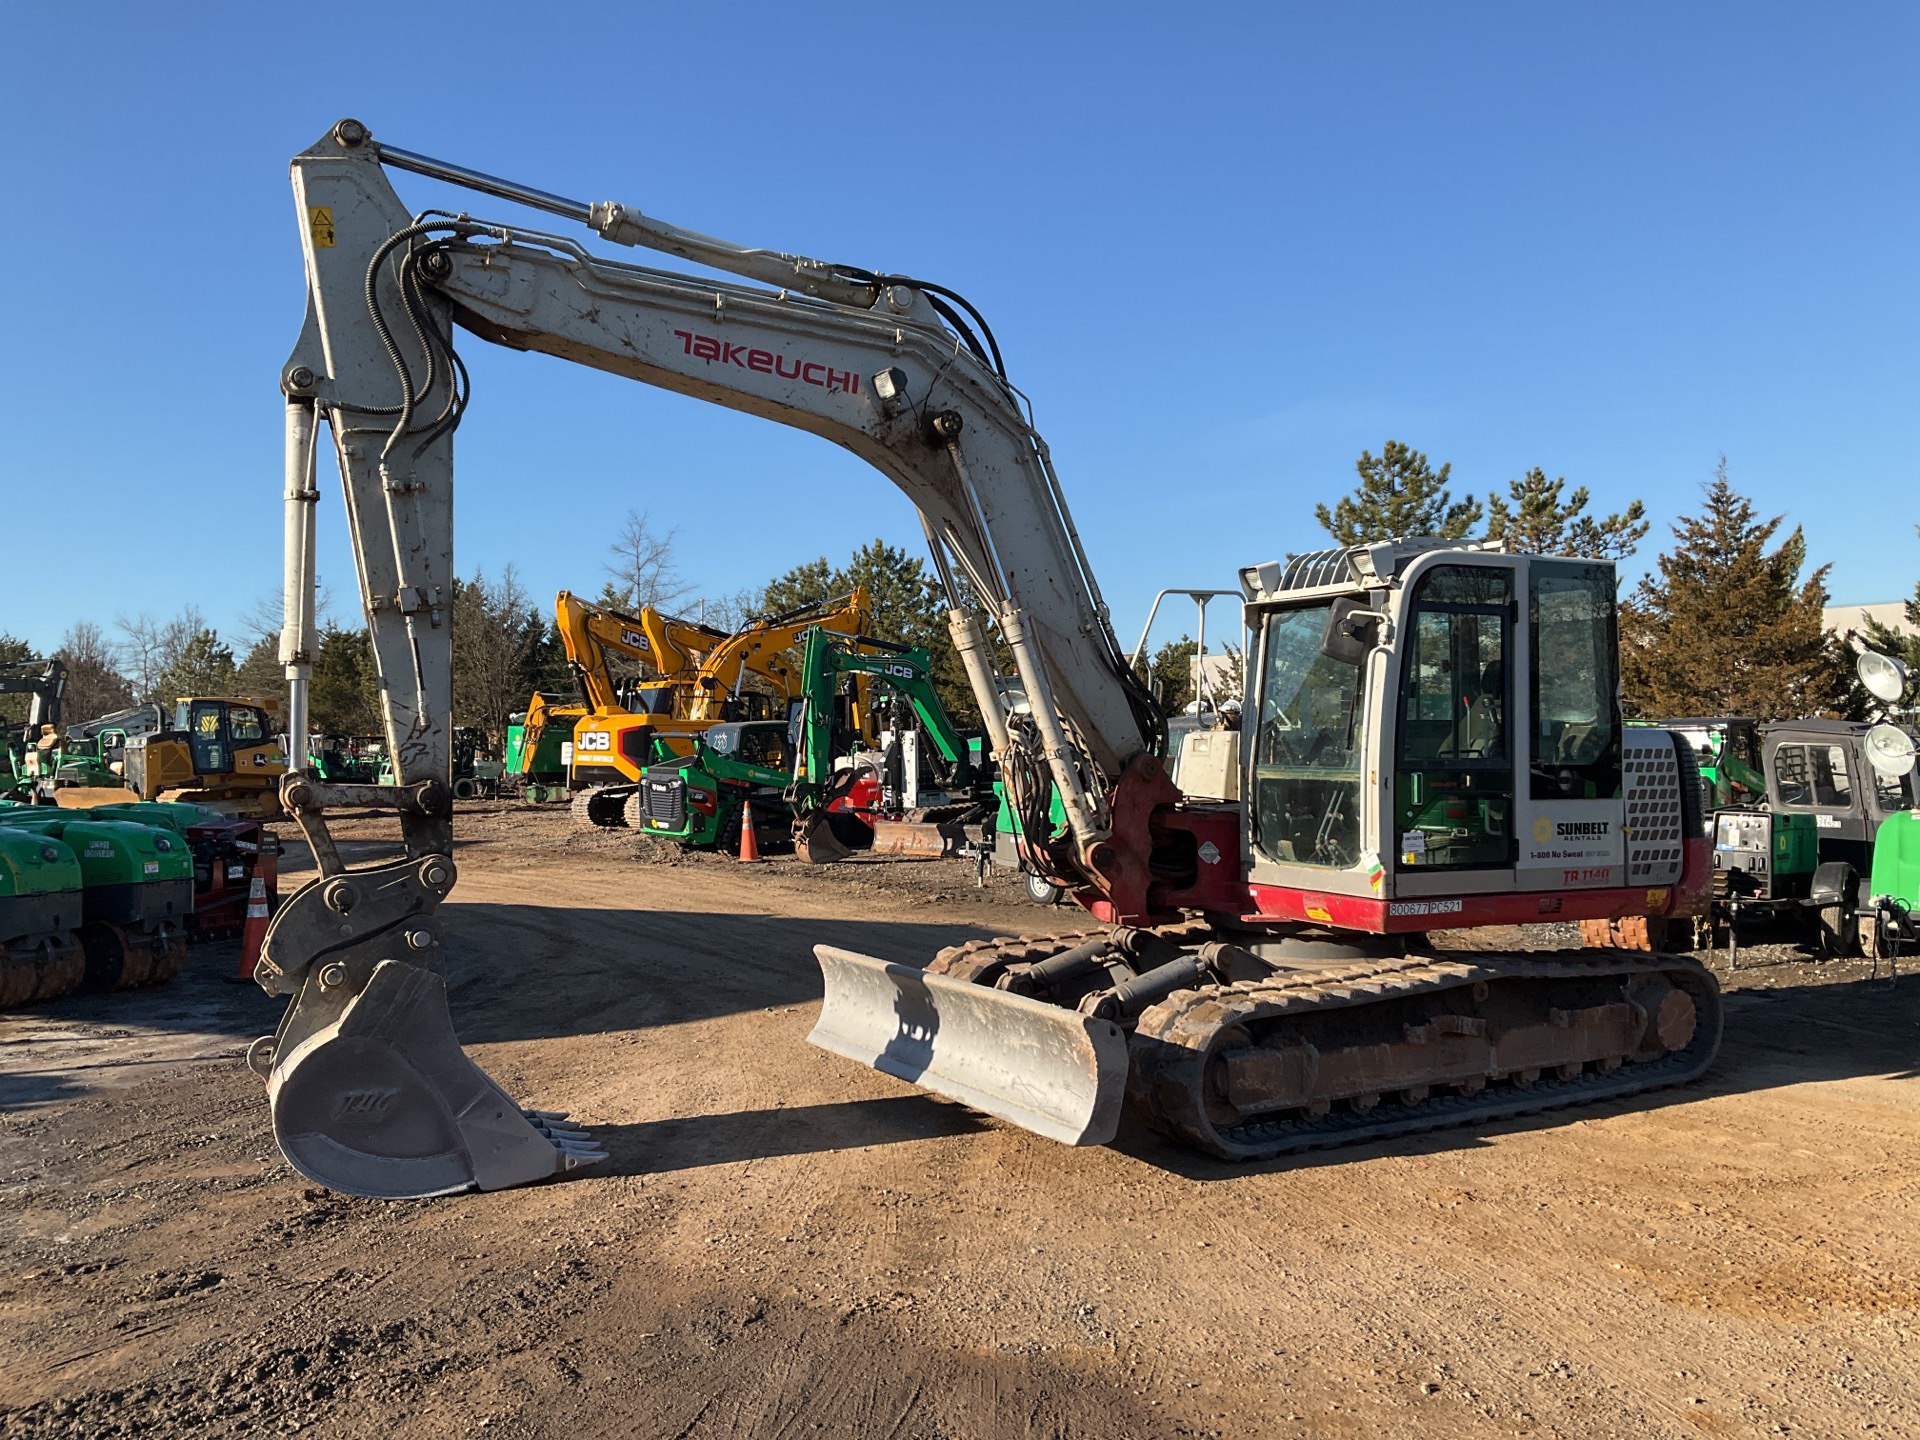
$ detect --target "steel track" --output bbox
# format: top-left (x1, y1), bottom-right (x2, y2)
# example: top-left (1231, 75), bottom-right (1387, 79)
top-left (926, 929), bottom-right (1723, 1161)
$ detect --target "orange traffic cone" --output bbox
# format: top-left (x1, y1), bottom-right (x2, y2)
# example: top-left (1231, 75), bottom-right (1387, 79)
top-left (237, 871), bottom-right (272, 979)
top-left (735, 800), bottom-right (763, 863)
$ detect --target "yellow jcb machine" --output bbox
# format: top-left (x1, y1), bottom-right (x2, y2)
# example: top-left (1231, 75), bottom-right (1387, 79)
top-left (565, 588), bottom-right (871, 826)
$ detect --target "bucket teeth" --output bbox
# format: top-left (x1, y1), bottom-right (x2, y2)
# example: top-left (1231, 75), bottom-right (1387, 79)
top-left (525, 1109), bottom-right (607, 1167)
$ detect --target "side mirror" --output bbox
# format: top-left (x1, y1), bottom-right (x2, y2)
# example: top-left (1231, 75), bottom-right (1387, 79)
top-left (1320, 597), bottom-right (1380, 666)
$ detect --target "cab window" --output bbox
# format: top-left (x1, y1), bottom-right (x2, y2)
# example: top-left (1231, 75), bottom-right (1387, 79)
top-left (1251, 603), bottom-right (1367, 869)
top-left (1529, 562), bottom-right (1620, 800)
top-left (227, 707), bottom-right (266, 744)
top-left (1773, 743), bottom-right (1852, 809)
top-left (1874, 766), bottom-right (1915, 814)
top-left (1395, 565), bottom-right (1514, 869)
top-left (739, 725), bottom-right (790, 769)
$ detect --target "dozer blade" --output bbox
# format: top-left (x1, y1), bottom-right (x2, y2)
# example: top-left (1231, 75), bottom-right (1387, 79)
top-left (53, 786), bottom-right (140, 809)
top-left (867, 820), bottom-right (958, 859)
top-left (260, 959), bottom-right (607, 1199)
top-left (809, 945), bottom-right (1128, 1146)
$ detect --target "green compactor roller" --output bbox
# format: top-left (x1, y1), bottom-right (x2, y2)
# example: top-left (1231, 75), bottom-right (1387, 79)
top-left (0, 821), bottom-right (85, 1006)
top-left (0, 804), bottom-right (196, 1004)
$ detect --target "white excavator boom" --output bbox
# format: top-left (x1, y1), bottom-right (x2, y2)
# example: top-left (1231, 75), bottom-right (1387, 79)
top-left (259, 120), bottom-right (1158, 1195)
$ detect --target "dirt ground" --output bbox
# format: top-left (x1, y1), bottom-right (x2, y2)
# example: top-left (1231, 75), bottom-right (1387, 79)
top-left (1, 802), bottom-right (1915, 1439)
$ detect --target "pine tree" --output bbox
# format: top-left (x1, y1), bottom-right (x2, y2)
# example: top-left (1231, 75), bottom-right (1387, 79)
top-left (154, 629), bottom-right (239, 700)
top-left (760, 540), bottom-right (979, 723)
top-left (1485, 468), bottom-right (1649, 559)
top-left (1619, 460), bottom-right (1838, 720)
top-left (1136, 636), bottom-right (1198, 714)
top-left (309, 627), bottom-right (382, 736)
top-left (1315, 440), bottom-right (1482, 545)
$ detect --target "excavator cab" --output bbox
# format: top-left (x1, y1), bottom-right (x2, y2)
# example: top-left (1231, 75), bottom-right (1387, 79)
top-left (1238, 544), bottom-right (1676, 933)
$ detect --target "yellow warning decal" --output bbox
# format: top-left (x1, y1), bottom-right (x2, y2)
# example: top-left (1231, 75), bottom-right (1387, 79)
top-left (308, 206), bottom-right (336, 248)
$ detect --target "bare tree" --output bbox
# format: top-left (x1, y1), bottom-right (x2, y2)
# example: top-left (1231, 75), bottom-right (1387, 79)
top-left (55, 621), bottom-right (135, 721)
top-left (116, 607), bottom-right (208, 704)
top-left (452, 565), bottom-right (552, 746)
top-left (690, 587), bottom-right (765, 633)
top-left (604, 510), bottom-right (692, 613)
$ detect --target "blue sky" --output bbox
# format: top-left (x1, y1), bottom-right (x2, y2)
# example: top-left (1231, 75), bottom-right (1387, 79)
top-left (2, 4), bottom-right (1913, 662)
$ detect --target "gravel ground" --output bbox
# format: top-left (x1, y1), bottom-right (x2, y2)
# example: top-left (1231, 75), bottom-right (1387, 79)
top-left (1, 802), bottom-right (1914, 1438)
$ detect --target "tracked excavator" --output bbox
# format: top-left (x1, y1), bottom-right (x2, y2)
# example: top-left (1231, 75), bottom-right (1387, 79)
top-left (564, 586), bottom-right (873, 826)
top-left (549, 588), bottom-right (727, 820)
top-left (257, 120), bottom-right (1720, 1199)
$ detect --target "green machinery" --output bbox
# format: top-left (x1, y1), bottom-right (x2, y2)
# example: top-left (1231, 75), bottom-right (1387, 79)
top-left (633, 718), bottom-right (799, 848)
top-left (306, 734), bottom-right (384, 784)
top-left (0, 810), bottom-right (193, 990)
top-left (505, 695), bottom-right (581, 803)
top-left (0, 818), bottom-right (84, 1005)
top-left (0, 801), bottom-right (198, 1005)
top-left (991, 778), bottom-right (1070, 905)
top-left (636, 629), bottom-right (982, 860)
top-left (56, 704), bottom-right (168, 794)
top-left (786, 630), bottom-right (978, 862)
top-left (1710, 651), bottom-right (1920, 959)
top-left (1, 659), bottom-right (69, 802)
top-left (1638, 717), bottom-right (1764, 813)
top-left (1865, 809), bottom-right (1920, 965)
top-left (367, 725), bottom-right (493, 798)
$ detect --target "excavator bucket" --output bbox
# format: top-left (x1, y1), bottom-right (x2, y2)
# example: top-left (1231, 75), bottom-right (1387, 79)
top-left (258, 959), bottom-right (606, 1199)
top-left (809, 945), bottom-right (1128, 1145)
top-left (793, 811), bottom-right (855, 865)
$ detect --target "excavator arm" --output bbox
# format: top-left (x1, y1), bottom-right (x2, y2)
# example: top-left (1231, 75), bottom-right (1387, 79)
top-left (787, 628), bottom-right (976, 863)
top-left (682, 589), bottom-right (871, 721)
top-left (260, 120), bottom-right (1169, 1197)
top-left (553, 589), bottom-right (726, 714)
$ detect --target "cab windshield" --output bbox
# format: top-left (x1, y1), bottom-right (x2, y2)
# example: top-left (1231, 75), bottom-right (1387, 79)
top-left (1252, 603), bottom-right (1366, 869)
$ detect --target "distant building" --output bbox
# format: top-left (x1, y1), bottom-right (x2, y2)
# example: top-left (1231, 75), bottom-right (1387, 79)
top-left (1189, 651), bottom-right (1242, 706)
top-left (1825, 601), bottom-right (1917, 640)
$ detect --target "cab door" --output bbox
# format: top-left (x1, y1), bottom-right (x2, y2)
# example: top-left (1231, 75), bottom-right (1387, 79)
top-left (188, 701), bottom-right (231, 777)
top-left (1515, 561), bottom-right (1625, 892)
top-left (1392, 562), bottom-right (1517, 881)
